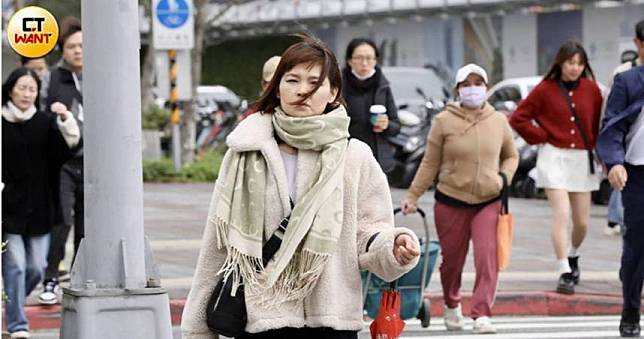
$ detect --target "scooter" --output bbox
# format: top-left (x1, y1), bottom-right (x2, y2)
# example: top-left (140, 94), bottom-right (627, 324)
top-left (387, 88), bottom-right (443, 188)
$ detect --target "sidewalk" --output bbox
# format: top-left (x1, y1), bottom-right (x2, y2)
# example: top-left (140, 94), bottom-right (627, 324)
top-left (18, 183), bottom-right (625, 330)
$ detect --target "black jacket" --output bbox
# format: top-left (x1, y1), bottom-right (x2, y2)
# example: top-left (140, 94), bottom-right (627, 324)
top-left (2, 111), bottom-right (74, 235)
top-left (42, 63), bottom-right (84, 160)
top-left (342, 66), bottom-right (400, 173)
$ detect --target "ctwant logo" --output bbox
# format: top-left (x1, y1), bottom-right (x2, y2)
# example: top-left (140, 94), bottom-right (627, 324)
top-left (7, 6), bottom-right (58, 58)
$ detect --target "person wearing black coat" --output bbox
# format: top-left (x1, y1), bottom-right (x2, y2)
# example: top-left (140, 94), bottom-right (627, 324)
top-left (38, 16), bottom-right (85, 305)
top-left (342, 38), bottom-right (400, 174)
top-left (2, 67), bottom-right (80, 338)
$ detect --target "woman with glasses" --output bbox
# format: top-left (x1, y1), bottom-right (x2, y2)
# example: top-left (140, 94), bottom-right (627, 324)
top-left (342, 38), bottom-right (400, 174)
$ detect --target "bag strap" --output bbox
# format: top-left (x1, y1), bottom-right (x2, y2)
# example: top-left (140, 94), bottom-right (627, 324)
top-left (556, 81), bottom-right (596, 174)
top-left (261, 198), bottom-right (295, 265)
top-left (499, 172), bottom-right (509, 215)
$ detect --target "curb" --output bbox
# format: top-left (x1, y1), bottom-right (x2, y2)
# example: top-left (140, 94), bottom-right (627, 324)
top-left (20, 291), bottom-right (622, 330)
top-left (426, 291), bottom-right (623, 316)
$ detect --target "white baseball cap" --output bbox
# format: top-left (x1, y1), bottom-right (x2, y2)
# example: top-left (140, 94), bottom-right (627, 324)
top-left (455, 63), bottom-right (488, 85)
top-left (262, 56), bottom-right (281, 82)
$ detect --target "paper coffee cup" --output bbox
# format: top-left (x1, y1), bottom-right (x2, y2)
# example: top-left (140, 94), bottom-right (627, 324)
top-left (369, 104), bottom-right (387, 125)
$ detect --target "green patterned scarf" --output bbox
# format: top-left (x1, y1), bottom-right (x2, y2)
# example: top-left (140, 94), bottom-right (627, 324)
top-left (213, 105), bottom-right (350, 304)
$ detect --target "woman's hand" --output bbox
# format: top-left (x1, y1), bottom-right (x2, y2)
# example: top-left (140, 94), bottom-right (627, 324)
top-left (372, 114), bottom-right (389, 133)
top-left (393, 234), bottom-right (420, 266)
top-left (400, 199), bottom-right (417, 215)
top-left (51, 102), bottom-right (69, 122)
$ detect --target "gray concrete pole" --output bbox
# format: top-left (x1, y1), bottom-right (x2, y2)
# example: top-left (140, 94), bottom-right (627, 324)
top-left (80, 0), bottom-right (146, 289)
top-left (61, 1), bottom-right (172, 337)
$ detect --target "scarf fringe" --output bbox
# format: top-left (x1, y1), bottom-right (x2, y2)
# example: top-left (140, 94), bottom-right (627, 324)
top-left (213, 217), bottom-right (264, 296)
top-left (250, 250), bottom-right (331, 308)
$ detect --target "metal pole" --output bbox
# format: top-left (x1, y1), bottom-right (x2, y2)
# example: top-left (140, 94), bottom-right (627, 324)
top-left (61, 1), bottom-right (172, 337)
top-left (169, 49), bottom-right (182, 172)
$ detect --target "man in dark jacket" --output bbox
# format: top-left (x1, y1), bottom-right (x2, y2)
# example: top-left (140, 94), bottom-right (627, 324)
top-left (597, 65), bottom-right (644, 338)
top-left (342, 38), bottom-right (400, 174)
top-left (38, 16), bottom-right (85, 305)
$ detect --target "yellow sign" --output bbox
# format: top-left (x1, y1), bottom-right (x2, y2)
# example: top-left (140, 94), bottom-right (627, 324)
top-left (7, 6), bottom-right (59, 58)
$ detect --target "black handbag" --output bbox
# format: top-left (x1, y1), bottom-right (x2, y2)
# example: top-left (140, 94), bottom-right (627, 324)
top-left (206, 199), bottom-right (293, 337)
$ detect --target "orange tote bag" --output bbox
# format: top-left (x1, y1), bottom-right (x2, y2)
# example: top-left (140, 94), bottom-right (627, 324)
top-left (497, 173), bottom-right (513, 271)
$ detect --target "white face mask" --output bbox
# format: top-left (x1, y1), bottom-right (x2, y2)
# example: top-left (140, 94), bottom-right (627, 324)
top-left (459, 86), bottom-right (487, 109)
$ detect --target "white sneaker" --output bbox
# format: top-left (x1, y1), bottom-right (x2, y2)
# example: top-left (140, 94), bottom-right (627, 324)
top-left (473, 316), bottom-right (496, 334)
top-left (10, 330), bottom-right (31, 338)
top-left (604, 224), bottom-right (622, 236)
top-left (444, 304), bottom-right (465, 331)
top-left (38, 280), bottom-right (59, 305)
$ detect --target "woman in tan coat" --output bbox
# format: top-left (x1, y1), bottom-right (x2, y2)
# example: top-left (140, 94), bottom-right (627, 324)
top-left (401, 64), bottom-right (518, 334)
top-left (182, 35), bottom-right (420, 339)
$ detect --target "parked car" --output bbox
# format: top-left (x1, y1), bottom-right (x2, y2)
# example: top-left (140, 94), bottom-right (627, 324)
top-left (487, 76), bottom-right (610, 204)
top-left (487, 76), bottom-right (541, 116)
top-left (381, 67), bottom-right (451, 188)
top-left (194, 85), bottom-right (242, 115)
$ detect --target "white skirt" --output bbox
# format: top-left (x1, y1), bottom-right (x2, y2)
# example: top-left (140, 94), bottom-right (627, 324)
top-left (535, 143), bottom-right (601, 192)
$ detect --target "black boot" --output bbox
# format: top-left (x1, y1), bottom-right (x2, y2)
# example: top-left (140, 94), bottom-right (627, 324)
top-left (620, 309), bottom-right (641, 337)
top-left (568, 256), bottom-right (580, 285)
top-left (556, 272), bottom-right (575, 295)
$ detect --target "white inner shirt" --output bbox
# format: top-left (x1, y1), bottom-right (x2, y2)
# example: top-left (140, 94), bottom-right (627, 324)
top-left (280, 149), bottom-right (298, 202)
top-left (625, 106), bottom-right (644, 166)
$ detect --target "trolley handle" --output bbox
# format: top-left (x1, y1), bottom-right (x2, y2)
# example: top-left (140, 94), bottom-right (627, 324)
top-left (393, 207), bottom-right (426, 218)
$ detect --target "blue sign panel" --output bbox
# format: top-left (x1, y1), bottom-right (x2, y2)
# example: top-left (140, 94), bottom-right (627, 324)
top-left (156, 0), bottom-right (189, 29)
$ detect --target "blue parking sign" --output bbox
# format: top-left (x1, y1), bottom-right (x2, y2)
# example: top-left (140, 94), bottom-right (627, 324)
top-left (156, 0), bottom-right (189, 29)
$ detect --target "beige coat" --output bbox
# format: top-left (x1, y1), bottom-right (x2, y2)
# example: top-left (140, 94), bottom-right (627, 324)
top-left (406, 102), bottom-right (518, 204)
top-left (181, 112), bottom-right (420, 338)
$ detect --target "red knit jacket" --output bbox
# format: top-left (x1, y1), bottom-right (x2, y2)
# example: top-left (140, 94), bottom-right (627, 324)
top-left (509, 78), bottom-right (602, 150)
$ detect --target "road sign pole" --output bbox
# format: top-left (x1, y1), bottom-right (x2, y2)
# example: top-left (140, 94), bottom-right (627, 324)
top-left (60, 1), bottom-right (172, 338)
top-left (169, 49), bottom-right (182, 172)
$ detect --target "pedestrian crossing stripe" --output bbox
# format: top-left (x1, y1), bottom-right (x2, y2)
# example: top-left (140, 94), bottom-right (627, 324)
top-left (395, 331), bottom-right (617, 338)
top-left (361, 316), bottom-right (622, 339)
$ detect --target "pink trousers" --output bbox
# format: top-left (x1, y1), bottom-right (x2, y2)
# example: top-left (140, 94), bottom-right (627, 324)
top-left (434, 200), bottom-right (501, 318)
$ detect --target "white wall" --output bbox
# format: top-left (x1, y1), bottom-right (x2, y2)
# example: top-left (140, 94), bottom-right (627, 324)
top-left (502, 13), bottom-right (538, 78)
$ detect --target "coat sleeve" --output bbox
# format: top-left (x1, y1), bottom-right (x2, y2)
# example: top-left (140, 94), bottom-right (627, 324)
top-left (47, 113), bottom-right (75, 170)
top-left (382, 86), bottom-right (401, 137)
top-left (509, 84), bottom-right (549, 144)
top-left (405, 116), bottom-right (444, 203)
top-left (181, 150), bottom-right (234, 339)
top-left (596, 73), bottom-right (631, 167)
top-left (56, 112), bottom-right (81, 148)
top-left (499, 117), bottom-right (519, 181)
top-left (355, 145), bottom-right (419, 282)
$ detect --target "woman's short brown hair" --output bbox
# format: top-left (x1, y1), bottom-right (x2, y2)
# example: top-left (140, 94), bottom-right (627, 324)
top-left (254, 34), bottom-right (345, 114)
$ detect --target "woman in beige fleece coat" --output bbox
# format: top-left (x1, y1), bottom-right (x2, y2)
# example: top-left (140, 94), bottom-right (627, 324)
top-left (401, 64), bottom-right (518, 335)
top-left (181, 35), bottom-right (420, 339)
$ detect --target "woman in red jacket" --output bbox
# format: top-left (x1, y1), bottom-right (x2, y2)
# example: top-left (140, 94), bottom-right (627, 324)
top-left (509, 41), bottom-right (602, 295)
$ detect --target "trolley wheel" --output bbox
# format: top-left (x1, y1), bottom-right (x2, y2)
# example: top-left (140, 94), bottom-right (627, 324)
top-left (419, 298), bottom-right (431, 328)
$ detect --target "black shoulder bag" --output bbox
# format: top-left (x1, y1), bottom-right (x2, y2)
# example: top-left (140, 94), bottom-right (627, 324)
top-left (557, 81), bottom-right (596, 174)
top-left (206, 199), bottom-right (294, 337)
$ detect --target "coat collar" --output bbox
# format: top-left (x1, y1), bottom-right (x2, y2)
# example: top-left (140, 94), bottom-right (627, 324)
top-left (226, 112), bottom-right (274, 152)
